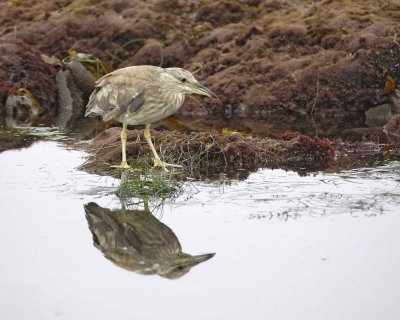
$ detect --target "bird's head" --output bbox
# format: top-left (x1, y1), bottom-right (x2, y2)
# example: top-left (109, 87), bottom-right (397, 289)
top-left (161, 252), bottom-right (216, 279)
top-left (163, 67), bottom-right (218, 99)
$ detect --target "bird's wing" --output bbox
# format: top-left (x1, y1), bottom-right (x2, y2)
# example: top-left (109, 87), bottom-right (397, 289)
top-left (85, 75), bottom-right (146, 121)
top-left (84, 203), bottom-right (143, 254)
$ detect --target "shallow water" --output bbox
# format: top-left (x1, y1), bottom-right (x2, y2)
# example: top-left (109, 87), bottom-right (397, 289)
top-left (0, 140), bottom-right (399, 320)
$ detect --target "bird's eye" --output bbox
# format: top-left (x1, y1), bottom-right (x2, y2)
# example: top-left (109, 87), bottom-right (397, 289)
top-left (181, 78), bottom-right (187, 83)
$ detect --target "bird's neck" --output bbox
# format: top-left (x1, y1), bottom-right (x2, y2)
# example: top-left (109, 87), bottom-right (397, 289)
top-left (162, 88), bottom-right (185, 113)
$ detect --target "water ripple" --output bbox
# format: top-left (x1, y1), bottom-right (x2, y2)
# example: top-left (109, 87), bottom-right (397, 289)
top-left (181, 162), bottom-right (400, 220)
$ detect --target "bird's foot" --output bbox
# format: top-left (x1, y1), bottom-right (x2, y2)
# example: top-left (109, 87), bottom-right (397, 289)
top-left (153, 158), bottom-right (183, 172)
top-left (111, 161), bottom-right (131, 169)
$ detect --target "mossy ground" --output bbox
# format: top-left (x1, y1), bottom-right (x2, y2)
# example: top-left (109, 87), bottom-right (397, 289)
top-left (80, 127), bottom-right (336, 179)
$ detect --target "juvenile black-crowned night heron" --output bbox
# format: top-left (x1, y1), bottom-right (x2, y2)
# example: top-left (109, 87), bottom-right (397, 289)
top-left (84, 202), bottom-right (215, 279)
top-left (85, 65), bottom-right (217, 171)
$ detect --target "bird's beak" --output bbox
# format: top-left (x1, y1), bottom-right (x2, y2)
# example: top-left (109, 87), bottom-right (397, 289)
top-left (187, 253), bottom-right (216, 267)
top-left (191, 83), bottom-right (218, 99)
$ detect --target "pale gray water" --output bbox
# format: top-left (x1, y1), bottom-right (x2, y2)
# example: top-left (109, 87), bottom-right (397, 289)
top-left (0, 141), bottom-right (399, 320)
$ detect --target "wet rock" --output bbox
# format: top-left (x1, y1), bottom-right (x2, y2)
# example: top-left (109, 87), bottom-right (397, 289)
top-left (391, 94), bottom-right (400, 111)
top-left (5, 89), bottom-right (44, 127)
top-left (0, 129), bottom-right (35, 153)
top-left (0, 42), bottom-right (57, 125)
top-left (365, 104), bottom-right (393, 128)
top-left (365, 90), bottom-right (400, 128)
top-left (56, 70), bottom-right (76, 128)
top-left (384, 115), bottom-right (400, 146)
top-left (344, 127), bottom-right (387, 143)
top-left (67, 60), bottom-right (96, 98)
top-left (56, 62), bottom-right (93, 128)
top-left (55, 59), bottom-right (107, 132)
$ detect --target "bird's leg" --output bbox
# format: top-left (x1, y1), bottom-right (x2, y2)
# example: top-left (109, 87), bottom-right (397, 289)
top-left (111, 123), bottom-right (131, 169)
top-left (144, 124), bottom-right (182, 172)
top-left (121, 124), bottom-right (128, 164)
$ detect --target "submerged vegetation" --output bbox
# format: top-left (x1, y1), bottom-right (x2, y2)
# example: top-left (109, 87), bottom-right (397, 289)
top-left (116, 169), bottom-right (185, 202)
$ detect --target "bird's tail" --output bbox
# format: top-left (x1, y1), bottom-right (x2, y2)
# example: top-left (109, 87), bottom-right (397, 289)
top-left (85, 87), bottom-right (104, 117)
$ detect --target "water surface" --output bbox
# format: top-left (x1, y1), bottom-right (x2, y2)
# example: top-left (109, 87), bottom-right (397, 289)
top-left (0, 141), bottom-right (399, 320)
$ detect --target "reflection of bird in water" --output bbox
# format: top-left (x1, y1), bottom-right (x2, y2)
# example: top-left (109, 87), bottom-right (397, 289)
top-left (84, 202), bottom-right (214, 279)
